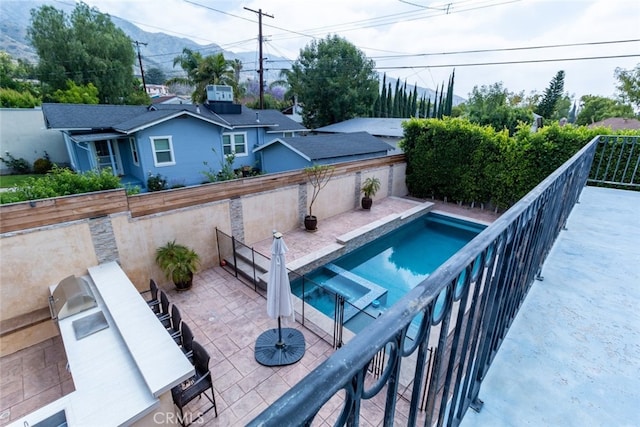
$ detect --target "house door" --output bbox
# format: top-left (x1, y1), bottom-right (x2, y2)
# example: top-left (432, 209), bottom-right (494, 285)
top-left (93, 140), bottom-right (123, 175)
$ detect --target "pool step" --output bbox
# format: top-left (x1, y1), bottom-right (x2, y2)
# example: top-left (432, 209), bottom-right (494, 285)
top-left (324, 263), bottom-right (388, 322)
top-left (227, 245), bottom-right (270, 290)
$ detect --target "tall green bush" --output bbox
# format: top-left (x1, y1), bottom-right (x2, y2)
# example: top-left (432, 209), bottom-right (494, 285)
top-left (401, 117), bottom-right (636, 210)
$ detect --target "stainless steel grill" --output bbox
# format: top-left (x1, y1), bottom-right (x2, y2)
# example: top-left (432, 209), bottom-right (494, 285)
top-left (48, 275), bottom-right (97, 320)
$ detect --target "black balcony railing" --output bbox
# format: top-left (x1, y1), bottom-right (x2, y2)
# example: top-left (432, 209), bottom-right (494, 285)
top-left (588, 135), bottom-right (639, 189)
top-left (246, 135), bottom-right (637, 427)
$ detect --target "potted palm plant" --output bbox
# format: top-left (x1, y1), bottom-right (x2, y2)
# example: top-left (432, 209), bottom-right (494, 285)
top-left (304, 164), bottom-right (335, 231)
top-left (361, 176), bottom-right (381, 210)
top-left (155, 240), bottom-right (200, 291)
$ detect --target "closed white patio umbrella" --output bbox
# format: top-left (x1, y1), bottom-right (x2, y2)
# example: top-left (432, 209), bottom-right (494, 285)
top-left (255, 231), bottom-right (305, 366)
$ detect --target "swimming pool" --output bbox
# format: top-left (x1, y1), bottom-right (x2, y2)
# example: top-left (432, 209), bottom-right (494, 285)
top-left (292, 212), bottom-right (486, 333)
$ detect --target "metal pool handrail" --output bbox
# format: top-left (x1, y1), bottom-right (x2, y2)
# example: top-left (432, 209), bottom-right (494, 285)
top-left (248, 135), bottom-right (605, 426)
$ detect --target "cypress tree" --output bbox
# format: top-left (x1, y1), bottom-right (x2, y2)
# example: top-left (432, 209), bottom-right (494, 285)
top-left (386, 82), bottom-right (393, 118)
top-left (411, 84), bottom-right (418, 117)
top-left (392, 79), bottom-right (401, 117)
top-left (379, 74), bottom-right (387, 118)
top-left (432, 85), bottom-right (439, 118)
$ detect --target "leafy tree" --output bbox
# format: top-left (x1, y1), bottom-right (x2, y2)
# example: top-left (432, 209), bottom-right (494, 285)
top-left (575, 95), bottom-right (635, 125)
top-left (286, 35), bottom-right (378, 128)
top-left (615, 63), bottom-right (640, 111)
top-left (0, 87), bottom-right (39, 108)
top-left (145, 67), bottom-right (167, 85)
top-left (245, 93), bottom-right (289, 110)
top-left (0, 51), bottom-right (40, 106)
top-left (168, 48), bottom-right (234, 104)
top-left (536, 70), bottom-right (565, 119)
top-left (27, 2), bottom-right (137, 104)
top-left (464, 82), bottom-right (532, 135)
top-left (51, 80), bottom-right (99, 104)
top-left (124, 79), bottom-right (151, 105)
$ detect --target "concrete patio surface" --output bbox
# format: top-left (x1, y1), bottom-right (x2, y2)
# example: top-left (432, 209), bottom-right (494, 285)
top-left (461, 186), bottom-right (640, 427)
top-left (0, 196), bottom-right (503, 426)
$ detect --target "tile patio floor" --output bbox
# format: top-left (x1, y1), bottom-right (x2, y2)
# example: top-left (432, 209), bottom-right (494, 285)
top-left (0, 197), bottom-right (499, 426)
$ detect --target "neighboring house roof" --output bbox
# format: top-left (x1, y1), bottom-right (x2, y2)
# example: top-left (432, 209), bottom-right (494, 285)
top-left (588, 117), bottom-right (640, 130)
top-left (217, 108), bottom-right (307, 132)
top-left (314, 118), bottom-right (409, 138)
top-left (151, 95), bottom-right (191, 105)
top-left (253, 131), bottom-right (394, 161)
top-left (41, 103), bottom-right (308, 134)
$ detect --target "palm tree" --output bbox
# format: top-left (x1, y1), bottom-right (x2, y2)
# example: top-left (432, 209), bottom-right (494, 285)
top-left (230, 58), bottom-right (245, 101)
top-left (168, 48), bottom-right (235, 104)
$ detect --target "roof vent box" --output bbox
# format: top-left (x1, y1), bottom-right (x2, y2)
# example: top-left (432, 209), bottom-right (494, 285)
top-left (49, 275), bottom-right (97, 320)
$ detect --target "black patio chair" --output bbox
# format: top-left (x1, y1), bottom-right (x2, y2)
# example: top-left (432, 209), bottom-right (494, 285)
top-left (167, 304), bottom-right (182, 342)
top-left (144, 279), bottom-right (161, 313)
top-left (171, 341), bottom-right (218, 426)
top-left (180, 321), bottom-right (194, 362)
top-left (155, 290), bottom-right (171, 326)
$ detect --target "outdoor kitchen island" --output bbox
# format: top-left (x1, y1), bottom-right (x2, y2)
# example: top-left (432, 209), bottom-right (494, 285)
top-left (10, 261), bottom-right (194, 427)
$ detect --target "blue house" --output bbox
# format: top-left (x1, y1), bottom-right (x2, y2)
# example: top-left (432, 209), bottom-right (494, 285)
top-left (41, 91), bottom-right (307, 189)
top-left (252, 131), bottom-right (394, 174)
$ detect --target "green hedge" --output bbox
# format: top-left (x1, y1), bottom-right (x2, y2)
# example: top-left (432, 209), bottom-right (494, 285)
top-left (401, 117), bottom-right (638, 210)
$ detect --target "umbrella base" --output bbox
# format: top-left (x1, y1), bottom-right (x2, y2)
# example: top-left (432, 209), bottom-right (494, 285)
top-left (255, 328), bottom-right (305, 366)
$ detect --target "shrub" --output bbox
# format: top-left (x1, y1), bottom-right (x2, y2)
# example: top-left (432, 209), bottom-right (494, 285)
top-left (0, 166), bottom-right (122, 204)
top-left (401, 117), bottom-right (632, 210)
top-left (33, 157), bottom-right (53, 174)
top-left (0, 152), bottom-right (31, 174)
top-left (147, 173), bottom-right (168, 191)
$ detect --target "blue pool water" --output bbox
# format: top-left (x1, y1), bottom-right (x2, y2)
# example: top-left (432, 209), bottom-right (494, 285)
top-left (292, 212), bottom-right (485, 332)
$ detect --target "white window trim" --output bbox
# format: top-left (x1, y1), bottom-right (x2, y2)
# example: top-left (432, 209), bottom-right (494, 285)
top-left (130, 137), bottom-right (139, 166)
top-left (222, 132), bottom-right (248, 157)
top-left (150, 135), bottom-right (176, 167)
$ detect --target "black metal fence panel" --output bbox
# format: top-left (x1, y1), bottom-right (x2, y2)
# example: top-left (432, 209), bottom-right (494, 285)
top-left (247, 135), bottom-right (619, 427)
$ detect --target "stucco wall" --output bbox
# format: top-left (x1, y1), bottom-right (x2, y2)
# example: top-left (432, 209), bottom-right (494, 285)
top-left (0, 222), bottom-right (97, 320)
top-left (242, 186), bottom-right (300, 244)
top-left (0, 160), bottom-right (407, 354)
top-left (0, 108), bottom-right (69, 174)
top-left (112, 201), bottom-right (232, 290)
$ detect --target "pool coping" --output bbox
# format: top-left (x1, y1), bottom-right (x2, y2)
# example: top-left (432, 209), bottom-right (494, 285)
top-left (288, 201), bottom-right (435, 275)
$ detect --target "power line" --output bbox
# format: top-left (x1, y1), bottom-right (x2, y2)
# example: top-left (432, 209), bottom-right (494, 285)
top-left (375, 53), bottom-right (640, 70)
top-left (370, 39), bottom-right (640, 61)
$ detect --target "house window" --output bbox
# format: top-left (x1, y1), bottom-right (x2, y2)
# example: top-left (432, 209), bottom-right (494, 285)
top-left (150, 136), bottom-right (175, 166)
top-left (222, 132), bottom-right (247, 157)
top-left (283, 132), bottom-right (294, 138)
top-left (130, 138), bottom-right (139, 166)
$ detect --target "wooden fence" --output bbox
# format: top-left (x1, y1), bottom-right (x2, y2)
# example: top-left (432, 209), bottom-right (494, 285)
top-left (0, 155), bottom-right (406, 233)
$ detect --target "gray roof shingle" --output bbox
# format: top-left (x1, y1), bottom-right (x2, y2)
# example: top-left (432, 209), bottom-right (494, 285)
top-left (314, 118), bottom-right (408, 138)
top-left (41, 103), bottom-right (307, 134)
top-left (256, 132), bottom-right (393, 160)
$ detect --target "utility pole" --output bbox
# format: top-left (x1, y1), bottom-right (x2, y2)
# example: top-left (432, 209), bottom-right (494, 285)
top-left (244, 7), bottom-right (273, 110)
top-left (133, 40), bottom-right (148, 94)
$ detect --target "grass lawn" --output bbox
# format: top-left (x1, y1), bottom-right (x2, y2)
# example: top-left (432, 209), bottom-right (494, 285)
top-left (0, 174), bottom-right (40, 188)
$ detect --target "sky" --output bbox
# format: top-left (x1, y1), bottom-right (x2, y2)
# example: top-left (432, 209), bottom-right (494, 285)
top-left (77, 0), bottom-right (640, 101)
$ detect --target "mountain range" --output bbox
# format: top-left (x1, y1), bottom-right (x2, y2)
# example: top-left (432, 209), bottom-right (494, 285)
top-left (0, 0), bottom-right (463, 103)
